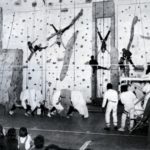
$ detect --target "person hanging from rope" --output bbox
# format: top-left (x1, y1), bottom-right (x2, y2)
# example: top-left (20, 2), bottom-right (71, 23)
top-left (47, 9), bottom-right (83, 48)
top-left (26, 39), bottom-right (48, 63)
top-left (88, 55), bottom-right (110, 74)
top-left (119, 48), bottom-right (136, 76)
top-left (97, 28), bottom-right (111, 54)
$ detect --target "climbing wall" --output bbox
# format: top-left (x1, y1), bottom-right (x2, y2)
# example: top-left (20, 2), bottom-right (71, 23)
top-left (0, 8), bottom-right (2, 49)
top-left (0, 49), bottom-right (23, 107)
top-left (1, 0), bottom-right (150, 103)
top-left (117, 1), bottom-right (150, 77)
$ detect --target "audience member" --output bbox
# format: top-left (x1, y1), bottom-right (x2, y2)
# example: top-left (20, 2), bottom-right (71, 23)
top-left (18, 127), bottom-right (33, 150)
top-left (5, 128), bottom-right (18, 150)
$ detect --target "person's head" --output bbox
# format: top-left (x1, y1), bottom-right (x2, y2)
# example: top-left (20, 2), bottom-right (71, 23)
top-left (122, 48), bottom-right (126, 52)
top-left (19, 127), bottom-right (28, 137)
top-left (6, 128), bottom-right (17, 139)
top-left (27, 41), bottom-right (32, 46)
top-left (91, 55), bottom-right (94, 60)
top-left (34, 135), bottom-right (45, 149)
top-left (120, 84), bottom-right (128, 93)
top-left (107, 83), bottom-right (113, 90)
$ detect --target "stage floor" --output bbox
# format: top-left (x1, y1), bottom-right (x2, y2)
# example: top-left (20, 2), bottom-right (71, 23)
top-left (0, 105), bottom-right (148, 150)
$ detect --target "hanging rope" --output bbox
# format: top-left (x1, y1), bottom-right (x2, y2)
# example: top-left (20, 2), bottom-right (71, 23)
top-left (7, 12), bottom-right (15, 49)
top-left (73, 0), bottom-right (76, 90)
top-left (102, 0), bottom-right (105, 94)
top-left (26, 27), bottom-right (29, 89)
top-left (44, 4), bottom-right (48, 102)
top-left (139, 0), bottom-right (147, 64)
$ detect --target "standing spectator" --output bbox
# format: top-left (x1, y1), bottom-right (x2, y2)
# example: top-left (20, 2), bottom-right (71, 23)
top-left (18, 127), bottom-right (33, 150)
top-left (118, 85), bottom-right (136, 132)
top-left (5, 128), bottom-right (18, 150)
top-left (102, 83), bottom-right (119, 130)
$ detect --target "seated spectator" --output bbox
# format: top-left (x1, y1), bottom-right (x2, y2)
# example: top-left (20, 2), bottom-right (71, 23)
top-left (5, 128), bottom-right (18, 150)
top-left (18, 127), bottom-right (33, 150)
top-left (32, 135), bottom-right (45, 150)
top-left (0, 124), bottom-right (6, 150)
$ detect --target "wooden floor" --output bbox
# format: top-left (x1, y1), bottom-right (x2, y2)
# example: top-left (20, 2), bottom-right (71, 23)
top-left (0, 105), bottom-right (149, 150)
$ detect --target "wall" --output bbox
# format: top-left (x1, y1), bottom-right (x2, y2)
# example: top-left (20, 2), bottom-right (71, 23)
top-left (0, 0), bottom-right (150, 103)
top-left (0, 49), bottom-right (23, 107)
top-left (117, 0), bottom-right (150, 77)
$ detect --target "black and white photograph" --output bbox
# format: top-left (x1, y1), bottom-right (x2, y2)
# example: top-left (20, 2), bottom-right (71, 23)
top-left (0, 0), bottom-right (150, 149)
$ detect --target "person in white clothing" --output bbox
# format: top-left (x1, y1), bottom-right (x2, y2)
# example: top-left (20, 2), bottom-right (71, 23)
top-left (18, 127), bottom-right (33, 150)
top-left (118, 85), bottom-right (137, 132)
top-left (102, 83), bottom-right (118, 130)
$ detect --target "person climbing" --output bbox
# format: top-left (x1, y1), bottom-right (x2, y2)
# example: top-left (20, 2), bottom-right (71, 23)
top-left (119, 48), bottom-right (136, 76)
top-left (89, 55), bottom-right (110, 74)
top-left (97, 28), bottom-right (111, 53)
top-left (26, 39), bottom-right (48, 62)
top-left (47, 9), bottom-right (83, 48)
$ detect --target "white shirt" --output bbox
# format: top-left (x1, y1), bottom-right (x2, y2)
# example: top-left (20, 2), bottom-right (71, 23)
top-left (120, 91), bottom-right (136, 109)
top-left (102, 89), bottom-right (118, 108)
top-left (18, 134), bottom-right (32, 150)
top-left (143, 83), bottom-right (150, 94)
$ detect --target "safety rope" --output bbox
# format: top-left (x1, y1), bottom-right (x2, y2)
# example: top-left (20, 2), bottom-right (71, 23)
top-left (139, 0), bottom-right (147, 64)
top-left (7, 12), bottom-right (15, 49)
top-left (26, 26), bottom-right (29, 89)
top-left (73, 0), bottom-right (76, 90)
top-left (102, 0), bottom-right (105, 95)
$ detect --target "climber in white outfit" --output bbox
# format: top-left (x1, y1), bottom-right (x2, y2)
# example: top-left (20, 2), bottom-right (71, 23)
top-left (48, 89), bottom-right (89, 118)
top-left (20, 88), bottom-right (44, 116)
top-left (118, 84), bottom-right (137, 132)
top-left (102, 83), bottom-right (119, 130)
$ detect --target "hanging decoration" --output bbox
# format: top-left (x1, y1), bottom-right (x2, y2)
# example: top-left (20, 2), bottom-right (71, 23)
top-left (59, 31), bottom-right (79, 81)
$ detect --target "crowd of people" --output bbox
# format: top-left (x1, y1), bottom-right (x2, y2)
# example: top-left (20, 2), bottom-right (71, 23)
top-left (102, 82), bottom-right (150, 132)
top-left (8, 88), bottom-right (89, 119)
top-left (0, 125), bottom-right (92, 150)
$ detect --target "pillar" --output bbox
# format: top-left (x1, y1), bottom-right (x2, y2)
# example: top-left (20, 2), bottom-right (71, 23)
top-left (92, 0), bottom-right (119, 99)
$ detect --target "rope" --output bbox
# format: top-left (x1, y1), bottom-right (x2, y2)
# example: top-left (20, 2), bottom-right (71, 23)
top-left (26, 27), bottom-right (29, 89)
top-left (102, 0), bottom-right (105, 95)
top-left (139, 0), bottom-right (147, 64)
top-left (73, 0), bottom-right (76, 90)
top-left (7, 12), bottom-right (15, 49)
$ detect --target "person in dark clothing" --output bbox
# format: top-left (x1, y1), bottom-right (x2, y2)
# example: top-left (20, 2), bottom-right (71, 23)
top-left (121, 48), bottom-right (136, 68)
top-left (89, 55), bottom-right (109, 73)
top-left (119, 48), bottom-right (136, 76)
top-left (26, 40), bottom-right (48, 62)
top-left (0, 124), bottom-right (6, 150)
top-left (32, 135), bottom-right (45, 150)
top-left (97, 29), bottom-right (111, 53)
top-left (5, 128), bottom-right (18, 150)
top-left (146, 63), bottom-right (150, 75)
